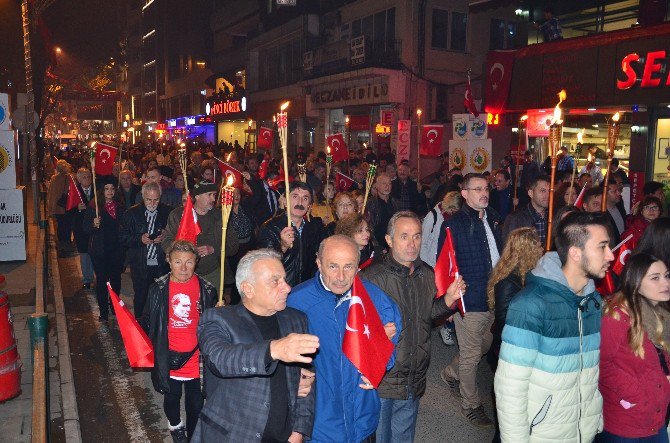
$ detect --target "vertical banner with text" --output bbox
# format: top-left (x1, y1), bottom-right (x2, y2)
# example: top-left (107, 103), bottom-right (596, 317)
top-left (397, 120), bottom-right (410, 164)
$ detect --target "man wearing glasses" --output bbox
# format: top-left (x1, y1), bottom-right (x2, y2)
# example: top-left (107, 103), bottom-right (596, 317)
top-left (436, 172), bottom-right (502, 428)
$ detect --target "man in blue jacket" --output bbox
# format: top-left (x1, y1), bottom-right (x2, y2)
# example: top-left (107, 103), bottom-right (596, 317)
top-left (437, 172), bottom-right (502, 428)
top-left (288, 235), bottom-right (402, 443)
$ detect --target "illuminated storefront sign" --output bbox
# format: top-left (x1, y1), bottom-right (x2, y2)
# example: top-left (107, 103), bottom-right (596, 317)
top-left (617, 50), bottom-right (670, 90)
top-left (209, 97), bottom-right (247, 117)
top-left (486, 113), bottom-right (500, 125)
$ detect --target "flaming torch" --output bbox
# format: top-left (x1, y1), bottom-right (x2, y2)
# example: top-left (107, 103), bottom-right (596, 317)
top-left (545, 89), bottom-right (566, 252)
top-left (217, 175), bottom-right (235, 307)
top-left (325, 146), bottom-right (333, 206)
top-left (361, 162), bottom-right (378, 214)
top-left (278, 101), bottom-right (291, 226)
top-left (178, 143), bottom-right (189, 194)
top-left (569, 128), bottom-right (585, 199)
top-left (601, 112), bottom-right (621, 212)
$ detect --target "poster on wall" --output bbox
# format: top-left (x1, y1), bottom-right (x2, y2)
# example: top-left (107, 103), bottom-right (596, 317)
top-left (448, 140), bottom-right (468, 171)
top-left (0, 130), bottom-right (16, 189)
top-left (467, 139), bottom-right (493, 174)
top-left (0, 187), bottom-right (26, 261)
top-left (0, 94), bottom-right (9, 131)
top-left (452, 113), bottom-right (488, 140)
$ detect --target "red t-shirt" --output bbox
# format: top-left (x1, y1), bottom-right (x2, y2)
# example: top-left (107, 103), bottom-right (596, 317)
top-left (167, 276), bottom-right (201, 378)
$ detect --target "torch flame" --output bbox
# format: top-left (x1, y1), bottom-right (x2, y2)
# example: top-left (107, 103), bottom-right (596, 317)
top-left (612, 112), bottom-right (620, 123)
top-left (225, 175), bottom-right (235, 187)
top-left (577, 129), bottom-right (585, 144)
top-left (553, 105), bottom-right (562, 125)
top-left (280, 101), bottom-right (290, 111)
top-left (226, 152), bottom-right (232, 162)
top-left (520, 114), bottom-right (528, 122)
top-left (557, 89), bottom-right (567, 105)
top-left (326, 146), bottom-right (331, 154)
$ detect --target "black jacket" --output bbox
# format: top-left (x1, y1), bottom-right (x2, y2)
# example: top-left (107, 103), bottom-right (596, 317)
top-left (70, 184), bottom-right (93, 253)
top-left (492, 272), bottom-right (523, 358)
top-left (82, 202), bottom-right (125, 258)
top-left (361, 254), bottom-right (455, 400)
top-left (142, 273), bottom-right (216, 394)
top-left (121, 184), bottom-right (141, 210)
top-left (119, 202), bottom-right (172, 275)
top-left (256, 212), bottom-right (324, 288)
top-left (246, 178), bottom-right (279, 227)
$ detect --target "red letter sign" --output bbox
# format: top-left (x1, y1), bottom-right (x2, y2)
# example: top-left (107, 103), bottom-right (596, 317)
top-left (617, 53), bottom-right (640, 90)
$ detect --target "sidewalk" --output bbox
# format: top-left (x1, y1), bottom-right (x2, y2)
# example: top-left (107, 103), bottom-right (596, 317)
top-left (0, 186), bottom-right (80, 442)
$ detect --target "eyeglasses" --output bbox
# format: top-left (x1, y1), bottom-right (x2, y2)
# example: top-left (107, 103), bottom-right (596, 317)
top-left (464, 187), bottom-right (489, 193)
top-left (643, 205), bottom-right (661, 212)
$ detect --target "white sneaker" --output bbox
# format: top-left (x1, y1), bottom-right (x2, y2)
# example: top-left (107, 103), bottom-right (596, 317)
top-left (440, 327), bottom-right (455, 346)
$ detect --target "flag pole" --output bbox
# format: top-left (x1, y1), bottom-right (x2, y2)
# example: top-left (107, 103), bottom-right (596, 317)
top-left (569, 129), bottom-right (584, 202)
top-left (217, 176), bottom-right (235, 307)
top-left (178, 142), bottom-right (189, 194)
top-left (513, 115), bottom-right (528, 210)
top-left (601, 112), bottom-right (621, 212)
top-left (90, 142), bottom-right (99, 219)
top-left (545, 90), bottom-right (566, 252)
top-left (278, 101), bottom-right (291, 227)
top-left (416, 108), bottom-right (422, 183)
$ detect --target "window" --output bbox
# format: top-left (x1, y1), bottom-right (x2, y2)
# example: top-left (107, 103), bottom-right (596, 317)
top-left (490, 19), bottom-right (521, 50)
top-left (431, 9), bottom-right (467, 51)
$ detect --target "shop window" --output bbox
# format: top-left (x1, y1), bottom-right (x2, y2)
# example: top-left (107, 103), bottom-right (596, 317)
top-left (432, 9), bottom-right (467, 51)
top-left (653, 119), bottom-right (670, 185)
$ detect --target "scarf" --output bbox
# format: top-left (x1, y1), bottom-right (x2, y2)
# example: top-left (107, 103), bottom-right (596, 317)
top-left (104, 201), bottom-right (117, 219)
top-left (640, 298), bottom-right (670, 351)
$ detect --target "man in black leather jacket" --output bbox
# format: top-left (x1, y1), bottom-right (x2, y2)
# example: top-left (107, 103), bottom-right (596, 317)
top-left (257, 181), bottom-right (324, 287)
top-left (120, 182), bottom-right (172, 317)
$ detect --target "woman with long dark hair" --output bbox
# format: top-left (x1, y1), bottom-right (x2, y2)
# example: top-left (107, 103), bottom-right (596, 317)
top-left (335, 213), bottom-right (380, 269)
top-left (599, 253), bottom-right (670, 442)
top-left (83, 177), bottom-right (126, 321)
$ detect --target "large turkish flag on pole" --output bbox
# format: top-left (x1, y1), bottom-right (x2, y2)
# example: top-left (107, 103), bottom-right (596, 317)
top-left (484, 50), bottom-right (516, 114)
top-left (108, 283), bottom-right (154, 368)
top-left (420, 125), bottom-right (444, 157)
top-left (94, 142), bottom-right (118, 176)
top-left (335, 171), bottom-right (355, 192)
top-left (342, 276), bottom-right (395, 388)
top-left (327, 133), bottom-right (349, 162)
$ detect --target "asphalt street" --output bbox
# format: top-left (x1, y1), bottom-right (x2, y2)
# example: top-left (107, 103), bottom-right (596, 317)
top-left (57, 253), bottom-right (496, 442)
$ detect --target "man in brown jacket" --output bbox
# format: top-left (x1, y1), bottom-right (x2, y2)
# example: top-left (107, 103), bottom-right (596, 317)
top-left (361, 211), bottom-right (464, 442)
top-left (46, 159), bottom-right (75, 255)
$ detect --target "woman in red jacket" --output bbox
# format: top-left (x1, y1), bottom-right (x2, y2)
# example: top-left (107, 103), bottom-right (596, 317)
top-left (599, 253), bottom-right (670, 442)
top-left (621, 196), bottom-right (663, 250)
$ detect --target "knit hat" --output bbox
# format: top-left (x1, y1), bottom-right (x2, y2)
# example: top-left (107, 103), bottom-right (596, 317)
top-left (191, 180), bottom-right (217, 197)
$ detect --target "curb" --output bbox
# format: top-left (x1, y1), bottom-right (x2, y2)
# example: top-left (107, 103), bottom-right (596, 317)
top-left (47, 220), bottom-right (82, 443)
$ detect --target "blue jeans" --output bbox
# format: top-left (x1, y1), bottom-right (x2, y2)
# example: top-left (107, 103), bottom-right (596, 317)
top-left (79, 253), bottom-right (94, 284)
top-left (597, 428), bottom-right (669, 442)
top-left (376, 394), bottom-right (420, 443)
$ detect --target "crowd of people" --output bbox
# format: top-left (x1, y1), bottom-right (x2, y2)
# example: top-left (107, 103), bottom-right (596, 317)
top-left (44, 138), bottom-right (670, 443)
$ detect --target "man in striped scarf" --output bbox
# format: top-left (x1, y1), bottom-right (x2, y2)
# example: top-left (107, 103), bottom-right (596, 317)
top-left (120, 182), bottom-right (173, 317)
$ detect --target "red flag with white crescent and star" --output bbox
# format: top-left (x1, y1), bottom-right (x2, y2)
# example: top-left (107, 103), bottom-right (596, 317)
top-left (94, 142), bottom-right (118, 176)
top-left (257, 126), bottom-right (274, 150)
top-left (420, 125), bottom-right (444, 157)
top-left (108, 283), bottom-right (154, 368)
top-left (612, 236), bottom-right (633, 276)
top-left (65, 175), bottom-right (84, 211)
top-left (435, 227), bottom-right (465, 315)
top-left (342, 275), bottom-right (395, 388)
top-left (258, 153), bottom-right (270, 180)
top-left (596, 269), bottom-right (616, 297)
top-left (464, 72), bottom-right (480, 117)
top-left (327, 133), bottom-right (349, 162)
top-left (175, 196), bottom-right (202, 244)
top-left (335, 171), bottom-right (355, 192)
top-left (215, 159), bottom-right (243, 187)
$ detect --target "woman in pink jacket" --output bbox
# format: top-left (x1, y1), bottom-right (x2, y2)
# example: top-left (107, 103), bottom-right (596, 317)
top-left (599, 253), bottom-right (670, 442)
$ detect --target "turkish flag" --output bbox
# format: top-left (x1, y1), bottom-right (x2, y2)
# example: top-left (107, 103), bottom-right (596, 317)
top-left (612, 236), bottom-right (633, 276)
top-left (216, 159), bottom-right (243, 188)
top-left (258, 127), bottom-right (274, 150)
top-left (596, 269), bottom-right (616, 297)
top-left (94, 142), bottom-right (118, 176)
top-left (327, 133), bottom-right (349, 162)
top-left (65, 175), bottom-right (84, 211)
top-left (108, 283), bottom-right (154, 368)
top-left (267, 165), bottom-right (294, 191)
top-left (435, 227), bottom-right (464, 315)
top-left (258, 154), bottom-right (270, 180)
top-left (420, 125), bottom-right (444, 157)
top-left (335, 171), bottom-right (355, 192)
top-left (175, 196), bottom-right (202, 244)
top-left (484, 50), bottom-right (515, 114)
top-left (464, 75), bottom-right (479, 117)
top-left (342, 275), bottom-right (395, 388)
top-left (574, 183), bottom-right (587, 209)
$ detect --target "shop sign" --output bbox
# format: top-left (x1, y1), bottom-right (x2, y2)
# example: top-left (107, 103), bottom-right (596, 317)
top-left (380, 110), bottom-right (394, 126)
top-left (375, 124), bottom-right (391, 134)
top-left (196, 116), bottom-right (213, 125)
top-left (630, 171), bottom-right (646, 206)
top-left (210, 97), bottom-right (247, 117)
top-left (617, 51), bottom-right (670, 90)
top-left (185, 117), bottom-right (196, 125)
top-left (156, 123), bottom-right (167, 131)
top-left (397, 120), bottom-right (411, 163)
top-left (350, 36), bottom-right (365, 66)
top-left (132, 119), bottom-right (143, 127)
top-left (0, 188), bottom-right (26, 261)
top-left (311, 79), bottom-right (388, 108)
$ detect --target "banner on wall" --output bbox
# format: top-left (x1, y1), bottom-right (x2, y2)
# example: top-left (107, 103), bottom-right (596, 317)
top-left (0, 187), bottom-right (26, 261)
top-left (397, 120), bottom-right (411, 164)
top-left (449, 139), bottom-right (492, 174)
top-left (0, 94), bottom-right (9, 131)
top-left (0, 130), bottom-right (16, 189)
top-left (452, 113), bottom-right (488, 140)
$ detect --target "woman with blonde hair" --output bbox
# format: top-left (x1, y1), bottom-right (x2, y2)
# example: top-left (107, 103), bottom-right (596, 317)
top-left (599, 253), bottom-right (670, 442)
top-left (487, 227), bottom-right (543, 360)
top-left (324, 191), bottom-right (358, 236)
top-left (335, 212), bottom-right (379, 269)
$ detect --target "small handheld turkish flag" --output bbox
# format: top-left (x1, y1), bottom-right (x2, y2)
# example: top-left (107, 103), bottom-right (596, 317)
top-left (257, 127), bottom-right (274, 150)
top-left (464, 72), bottom-right (480, 117)
top-left (342, 276), bottom-right (395, 388)
top-left (420, 125), bottom-right (444, 157)
top-left (435, 227), bottom-right (465, 315)
top-left (65, 175), bottom-right (84, 211)
top-left (108, 283), bottom-right (154, 368)
top-left (596, 269), bottom-right (616, 297)
top-left (175, 196), bottom-right (202, 244)
top-left (94, 142), bottom-right (118, 176)
top-left (258, 153), bottom-right (270, 180)
top-left (335, 171), bottom-right (355, 192)
top-left (612, 234), bottom-right (633, 276)
top-left (216, 159), bottom-right (243, 187)
top-left (327, 133), bottom-right (349, 162)
top-left (574, 184), bottom-right (588, 209)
